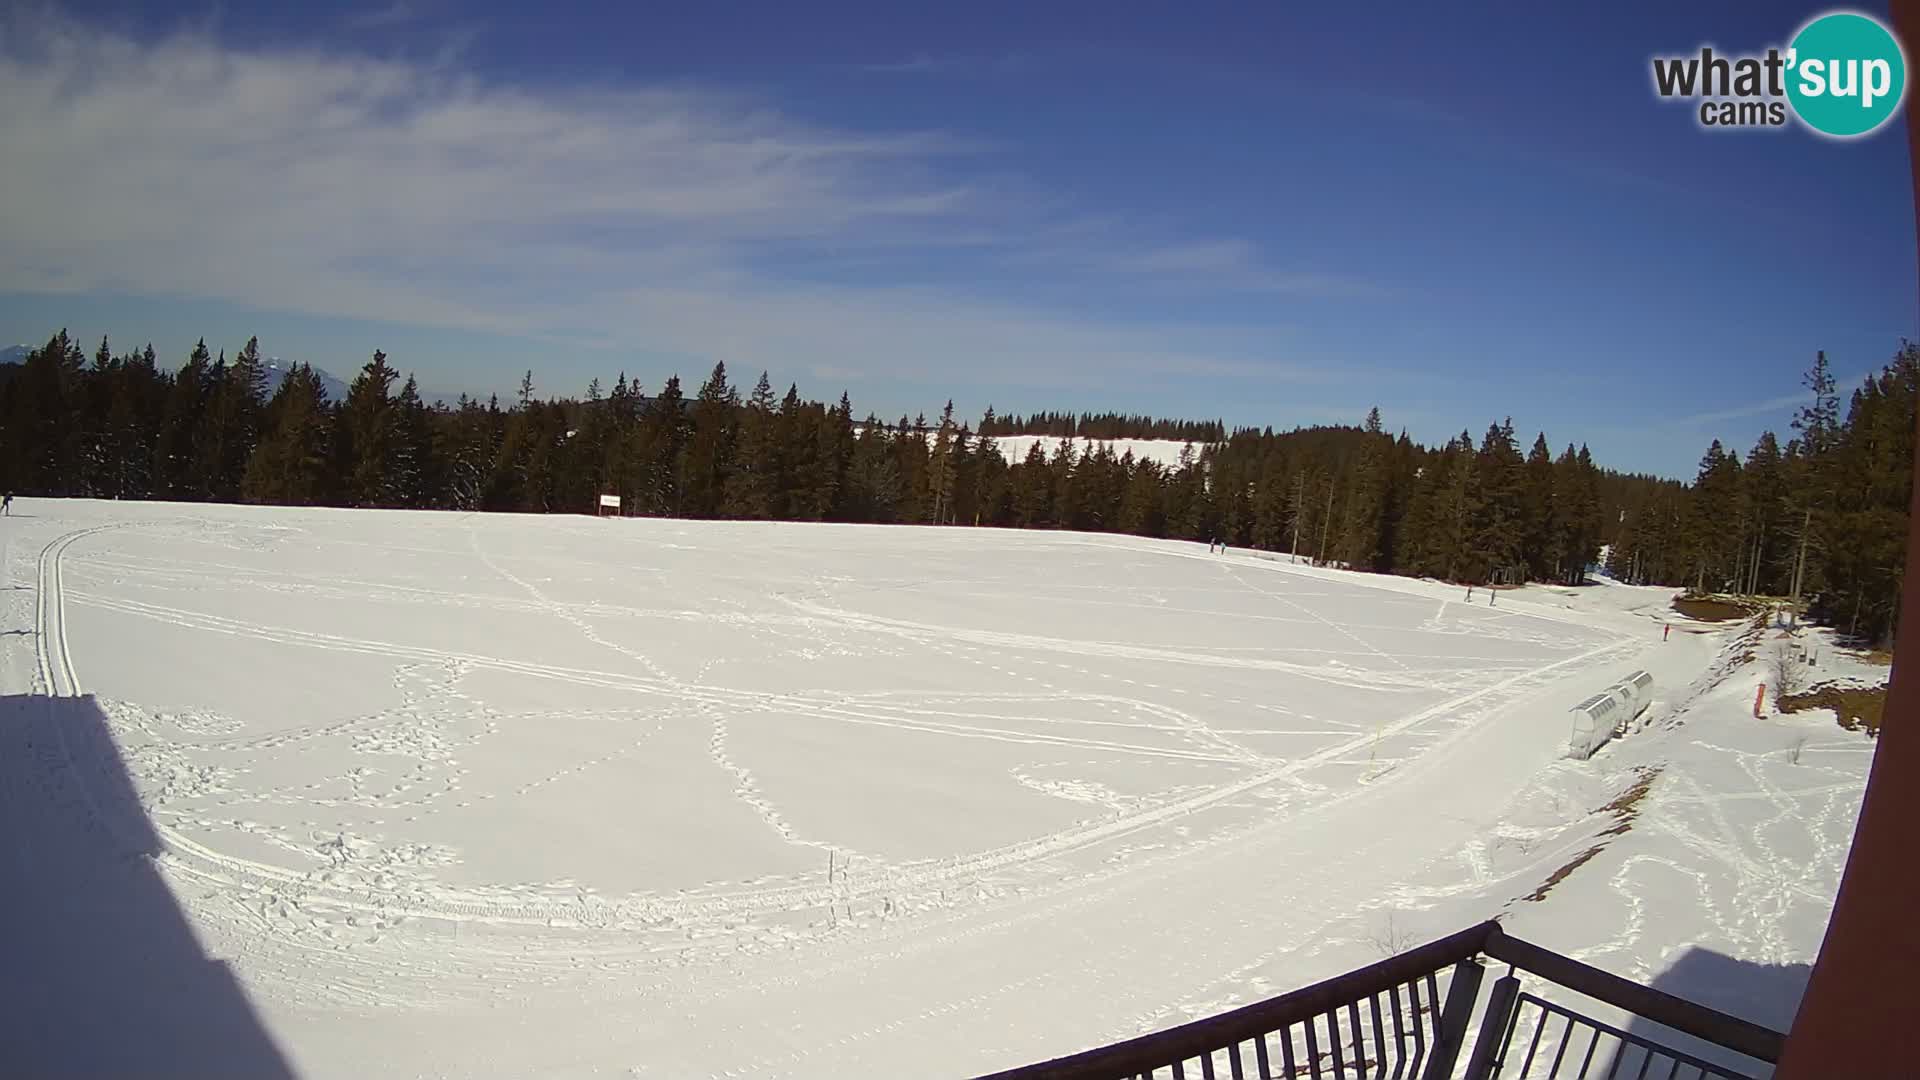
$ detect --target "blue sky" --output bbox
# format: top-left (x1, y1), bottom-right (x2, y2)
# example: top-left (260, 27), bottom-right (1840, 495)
top-left (2, 2), bottom-right (1913, 477)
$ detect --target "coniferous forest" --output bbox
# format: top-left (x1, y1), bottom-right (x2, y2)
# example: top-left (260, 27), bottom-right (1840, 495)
top-left (2, 331), bottom-right (1913, 645)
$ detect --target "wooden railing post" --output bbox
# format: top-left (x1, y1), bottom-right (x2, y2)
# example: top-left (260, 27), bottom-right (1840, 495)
top-left (1421, 958), bottom-right (1485, 1080)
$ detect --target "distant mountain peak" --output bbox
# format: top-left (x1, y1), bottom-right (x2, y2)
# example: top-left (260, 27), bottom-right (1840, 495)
top-left (260, 359), bottom-right (351, 403)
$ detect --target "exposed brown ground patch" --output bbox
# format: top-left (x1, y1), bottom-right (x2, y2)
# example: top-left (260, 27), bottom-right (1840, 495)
top-left (1672, 596), bottom-right (1752, 622)
top-left (1521, 766), bottom-right (1662, 903)
top-left (1780, 683), bottom-right (1888, 736)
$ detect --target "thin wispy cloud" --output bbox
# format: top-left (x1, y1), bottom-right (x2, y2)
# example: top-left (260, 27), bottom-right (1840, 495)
top-left (346, 2), bottom-right (418, 30)
top-left (853, 52), bottom-right (1030, 76)
top-left (1668, 372), bottom-right (1867, 429)
top-left (858, 53), bottom-right (947, 74)
top-left (1102, 240), bottom-right (1385, 297)
top-left (0, 13), bottom-right (1378, 394)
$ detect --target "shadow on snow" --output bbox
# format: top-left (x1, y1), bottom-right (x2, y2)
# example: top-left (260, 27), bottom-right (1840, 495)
top-left (1608, 946), bottom-right (1809, 1078)
top-left (0, 693), bottom-right (294, 1078)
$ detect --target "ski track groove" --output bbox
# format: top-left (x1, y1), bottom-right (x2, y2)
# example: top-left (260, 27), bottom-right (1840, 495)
top-left (21, 510), bottom-right (1645, 1023)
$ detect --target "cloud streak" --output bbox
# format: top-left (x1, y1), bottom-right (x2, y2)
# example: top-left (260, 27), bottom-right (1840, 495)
top-left (1667, 372), bottom-right (1868, 429)
top-left (345, 2), bottom-right (417, 30)
top-left (0, 14), bottom-right (1378, 395)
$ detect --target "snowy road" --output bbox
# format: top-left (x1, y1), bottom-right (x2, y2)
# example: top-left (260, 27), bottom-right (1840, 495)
top-left (0, 499), bottom-right (1838, 1078)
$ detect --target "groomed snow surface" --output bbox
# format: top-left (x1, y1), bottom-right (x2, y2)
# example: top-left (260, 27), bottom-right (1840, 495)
top-left (0, 501), bottom-right (1874, 1078)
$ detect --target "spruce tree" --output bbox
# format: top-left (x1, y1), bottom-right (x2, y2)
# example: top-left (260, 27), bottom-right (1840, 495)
top-left (390, 374), bottom-right (438, 508)
top-left (1048, 437), bottom-right (1080, 530)
top-left (157, 340), bottom-right (213, 498)
top-left (1335, 407), bottom-right (1390, 570)
top-left (1015, 439), bottom-right (1051, 526)
top-left (216, 336), bottom-right (269, 499)
top-left (1468, 420), bottom-right (1523, 582)
top-left (682, 362), bottom-right (738, 517)
top-left (648, 374), bottom-right (690, 515)
top-left (1786, 350), bottom-right (1842, 613)
top-left (814, 392), bottom-right (855, 520)
top-left (342, 349), bottom-right (399, 507)
top-left (927, 400), bottom-right (958, 525)
top-left (723, 371), bottom-right (778, 519)
top-left (1518, 433), bottom-right (1557, 580)
top-left (1742, 431), bottom-right (1789, 595)
top-left (244, 364), bottom-right (333, 505)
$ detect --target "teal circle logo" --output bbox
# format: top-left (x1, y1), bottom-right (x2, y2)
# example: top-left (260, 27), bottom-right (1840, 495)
top-left (1786, 11), bottom-right (1907, 137)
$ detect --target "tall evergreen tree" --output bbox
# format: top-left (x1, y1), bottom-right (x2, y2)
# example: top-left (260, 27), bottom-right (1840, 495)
top-left (243, 363), bottom-right (334, 505)
top-left (723, 371), bottom-right (778, 519)
top-left (389, 374), bottom-right (440, 508)
top-left (210, 336), bottom-right (269, 500)
top-left (1335, 407), bottom-right (1390, 570)
top-left (341, 349), bottom-right (399, 507)
top-left (1469, 420), bottom-right (1523, 582)
top-left (682, 362), bottom-right (738, 517)
top-left (1741, 431), bottom-right (1790, 595)
top-left (157, 339), bottom-right (214, 498)
top-left (927, 400), bottom-right (959, 525)
top-left (1518, 433), bottom-right (1557, 580)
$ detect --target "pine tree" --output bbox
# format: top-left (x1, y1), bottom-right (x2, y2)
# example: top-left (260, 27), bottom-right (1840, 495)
top-left (1419, 432), bottom-right (1478, 580)
top-left (390, 374), bottom-right (439, 508)
top-left (1048, 437), bottom-right (1081, 530)
top-left (1685, 441), bottom-right (1743, 592)
top-left (972, 434), bottom-right (1014, 526)
top-left (1015, 439), bottom-right (1051, 526)
top-left (846, 418), bottom-right (903, 522)
top-left (439, 395), bottom-right (496, 512)
top-left (1813, 342), bottom-right (1918, 643)
top-left (1786, 350), bottom-right (1842, 615)
top-left (1518, 433), bottom-right (1557, 580)
top-left (342, 349), bottom-right (399, 507)
top-left (927, 400), bottom-right (958, 524)
top-left (214, 336), bottom-right (269, 500)
top-left (723, 371), bottom-right (778, 519)
top-left (244, 364), bottom-right (334, 505)
top-left (812, 392), bottom-right (854, 521)
top-left (1550, 445), bottom-right (1588, 583)
top-left (682, 362), bottom-right (738, 517)
top-left (1741, 431), bottom-right (1789, 595)
top-left (1119, 459), bottom-right (1166, 536)
top-left (648, 375), bottom-right (691, 515)
top-left (890, 414), bottom-right (931, 523)
top-left (1335, 407), bottom-right (1390, 570)
top-left (1468, 420), bottom-right (1523, 582)
top-left (157, 340), bottom-right (214, 498)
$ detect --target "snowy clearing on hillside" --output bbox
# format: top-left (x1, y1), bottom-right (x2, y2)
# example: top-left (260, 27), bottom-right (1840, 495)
top-left (0, 500), bottom-right (1872, 1078)
top-left (991, 435), bottom-right (1196, 468)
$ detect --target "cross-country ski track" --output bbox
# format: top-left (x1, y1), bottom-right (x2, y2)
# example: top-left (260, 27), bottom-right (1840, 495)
top-left (3, 501), bottom-right (1792, 1078)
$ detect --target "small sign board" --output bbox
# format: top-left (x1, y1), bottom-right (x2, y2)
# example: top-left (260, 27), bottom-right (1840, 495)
top-left (598, 494), bottom-right (622, 509)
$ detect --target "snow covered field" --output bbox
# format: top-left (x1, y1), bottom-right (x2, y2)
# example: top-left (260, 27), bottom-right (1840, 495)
top-left (0, 500), bottom-right (1874, 1077)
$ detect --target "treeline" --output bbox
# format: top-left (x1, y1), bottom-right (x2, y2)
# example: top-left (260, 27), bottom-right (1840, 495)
top-left (1605, 347), bottom-right (1918, 645)
top-left (975, 409), bottom-right (1224, 442)
top-left (0, 330), bottom-right (1911, 644)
